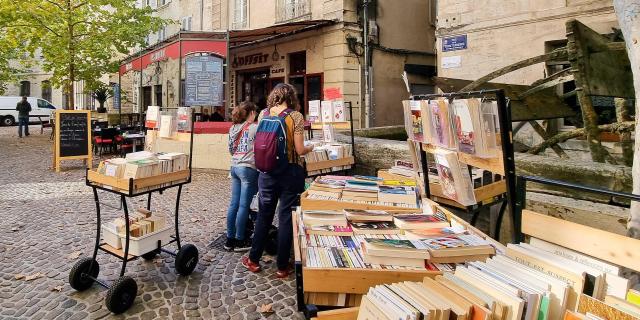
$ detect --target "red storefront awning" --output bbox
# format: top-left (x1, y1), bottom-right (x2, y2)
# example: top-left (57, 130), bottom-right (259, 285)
top-left (119, 33), bottom-right (228, 76)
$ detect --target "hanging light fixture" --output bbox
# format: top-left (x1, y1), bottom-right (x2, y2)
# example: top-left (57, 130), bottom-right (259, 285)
top-left (272, 45), bottom-right (280, 62)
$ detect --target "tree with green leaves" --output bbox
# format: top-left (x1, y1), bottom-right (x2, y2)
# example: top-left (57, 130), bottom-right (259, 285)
top-left (0, 7), bottom-right (29, 95)
top-left (4, 0), bottom-right (168, 109)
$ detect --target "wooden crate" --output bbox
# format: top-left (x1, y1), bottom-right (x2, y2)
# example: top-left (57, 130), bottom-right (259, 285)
top-left (87, 169), bottom-right (190, 194)
top-left (311, 307), bottom-right (359, 320)
top-left (306, 157), bottom-right (355, 173)
top-left (377, 170), bottom-right (415, 181)
top-left (300, 190), bottom-right (421, 213)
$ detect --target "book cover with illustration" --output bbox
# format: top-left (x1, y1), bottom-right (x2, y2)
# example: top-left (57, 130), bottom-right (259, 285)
top-left (434, 152), bottom-right (458, 200)
top-left (452, 99), bottom-right (476, 154)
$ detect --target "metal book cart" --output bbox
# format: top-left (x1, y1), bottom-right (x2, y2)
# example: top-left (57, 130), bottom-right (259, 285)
top-left (412, 89), bottom-right (518, 242)
top-left (304, 101), bottom-right (357, 178)
top-left (68, 108), bottom-right (199, 314)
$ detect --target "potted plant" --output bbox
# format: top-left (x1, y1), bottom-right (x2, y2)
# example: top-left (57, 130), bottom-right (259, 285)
top-left (92, 85), bottom-right (113, 113)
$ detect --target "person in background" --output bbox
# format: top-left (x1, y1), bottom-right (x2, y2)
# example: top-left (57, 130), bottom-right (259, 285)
top-left (211, 106), bottom-right (225, 122)
top-left (201, 109), bottom-right (211, 122)
top-left (242, 83), bottom-right (314, 278)
top-left (225, 102), bottom-right (258, 252)
top-left (16, 96), bottom-right (31, 138)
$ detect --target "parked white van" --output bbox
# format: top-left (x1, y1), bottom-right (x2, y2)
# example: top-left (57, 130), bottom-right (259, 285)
top-left (0, 96), bottom-right (57, 126)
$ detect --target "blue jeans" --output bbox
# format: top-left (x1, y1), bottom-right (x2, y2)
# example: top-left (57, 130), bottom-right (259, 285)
top-left (249, 164), bottom-right (306, 270)
top-left (226, 166), bottom-right (258, 241)
top-left (18, 117), bottom-right (29, 137)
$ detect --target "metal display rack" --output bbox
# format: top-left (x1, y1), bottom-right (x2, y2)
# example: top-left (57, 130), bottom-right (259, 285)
top-left (411, 89), bottom-right (518, 242)
top-left (68, 108), bottom-right (199, 314)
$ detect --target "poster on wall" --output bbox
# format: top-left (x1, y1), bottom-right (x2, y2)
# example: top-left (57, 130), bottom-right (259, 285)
top-left (112, 83), bottom-right (121, 110)
top-left (185, 55), bottom-right (224, 107)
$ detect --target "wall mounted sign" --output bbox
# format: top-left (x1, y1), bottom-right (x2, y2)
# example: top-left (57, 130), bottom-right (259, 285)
top-left (442, 35), bottom-right (468, 52)
top-left (185, 55), bottom-right (224, 106)
top-left (442, 56), bottom-right (462, 69)
top-left (232, 53), bottom-right (269, 68)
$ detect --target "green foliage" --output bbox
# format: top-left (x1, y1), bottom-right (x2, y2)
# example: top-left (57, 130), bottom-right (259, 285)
top-left (3, 0), bottom-right (169, 98)
top-left (91, 84), bottom-right (113, 103)
top-left (0, 8), bottom-right (29, 94)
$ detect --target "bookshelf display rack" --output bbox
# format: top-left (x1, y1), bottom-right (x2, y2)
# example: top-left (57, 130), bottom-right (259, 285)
top-left (70, 107), bottom-right (199, 314)
top-left (412, 89), bottom-right (517, 242)
top-left (305, 101), bottom-right (357, 177)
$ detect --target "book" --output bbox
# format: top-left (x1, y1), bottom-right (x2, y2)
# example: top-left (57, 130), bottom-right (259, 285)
top-left (303, 210), bottom-right (347, 227)
top-left (333, 100), bottom-right (346, 122)
top-left (343, 209), bottom-right (393, 222)
top-left (307, 225), bottom-right (353, 236)
top-left (403, 100), bottom-right (426, 142)
top-left (393, 214), bottom-right (449, 230)
top-left (176, 107), bottom-right (192, 132)
top-left (308, 100), bottom-right (320, 122)
top-left (627, 289), bottom-right (640, 307)
top-left (321, 101), bottom-right (333, 122)
top-left (363, 238), bottom-right (430, 259)
top-left (434, 149), bottom-right (477, 206)
top-left (159, 114), bottom-right (174, 138)
top-left (145, 105), bottom-right (160, 128)
top-left (578, 294), bottom-right (640, 320)
top-left (429, 99), bottom-right (455, 148)
top-left (322, 124), bottom-right (336, 143)
top-left (423, 234), bottom-right (495, 258)
top-left (351, 222), bottom-right (400, 235)
top-left (378, 185), bottom-right (417, 206)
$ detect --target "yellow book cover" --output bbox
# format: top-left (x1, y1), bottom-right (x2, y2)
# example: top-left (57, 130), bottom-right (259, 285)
top-left (628, 289), bottom-right (640, 307)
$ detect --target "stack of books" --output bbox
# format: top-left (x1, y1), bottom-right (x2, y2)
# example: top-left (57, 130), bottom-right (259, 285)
top-left (96, 151), bottom-right (188, 190)
top-left (379, 185), bottom-right (418, 207)
top-left (304, 142), bottom-right (353, 175)
top-left (388, 160), bottom-right (416, 178)
top-left (306, 176), bottom-right (347, 199)
top-left (103, 208), bottom-right (167, 238)
top-left (343, 180), bottom-right (380, 202)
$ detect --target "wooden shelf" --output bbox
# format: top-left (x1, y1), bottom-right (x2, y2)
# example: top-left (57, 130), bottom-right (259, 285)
top-left (99, 243), bottom-right (136, 261)
top-left (306, 157), bottom-right (355, 172)
top-left (311, 122), bottom-right (352, 130)
top-left (421, 143), bottom-right (505, 175)
top-left (87, 169), bottom-right (190, 194)
top-left (377, 170), bottom-right (415, 182)
top-left (302, 267), bottom-right (439, 294)
top-left (429, 180), bottom-right (506, 208)
top-left (311, 307), bottom-right (359, 320)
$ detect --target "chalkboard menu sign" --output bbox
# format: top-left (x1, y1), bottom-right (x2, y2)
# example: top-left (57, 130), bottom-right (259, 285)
top-left (54, 110), bottom-right (92, 172)
top-left (185, 55), bottom-right (224, 106)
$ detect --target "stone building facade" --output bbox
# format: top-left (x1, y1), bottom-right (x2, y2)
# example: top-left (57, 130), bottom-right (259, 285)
top-left (436, 0), bottom-right (618, 85)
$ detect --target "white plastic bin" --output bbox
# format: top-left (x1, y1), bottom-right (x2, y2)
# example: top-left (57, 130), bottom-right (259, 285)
top-left (102, 225), bottom-right (122, 249)
top-left (119, 227), bottom-right (173, 256)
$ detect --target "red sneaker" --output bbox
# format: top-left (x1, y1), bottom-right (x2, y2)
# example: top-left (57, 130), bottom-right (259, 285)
top-left (241, 256), bottom-right (261, 273)
top-left (276, 263), bottom-right (294, 279)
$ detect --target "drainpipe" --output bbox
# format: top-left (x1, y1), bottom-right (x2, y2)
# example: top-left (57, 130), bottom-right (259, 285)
top-left (363, 0), bottom-right (370, 128)
top-left (200, 0), bottom-right (204, 30)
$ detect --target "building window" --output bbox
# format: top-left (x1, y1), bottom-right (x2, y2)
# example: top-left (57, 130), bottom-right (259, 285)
top-left (233, 0), bottom-right (247, 29)
top-left (289, 51), bottom-right (306, 75)
top-left (181, 16), bottom-right (192, 31)
top-left (42, 80), bottom-right (52, 102)
top-left (158, 27), bottom-right (167, 42)
top-left (145, 0), bottom-right (155, 8)
top-left (158, 0), bottom-right (169, 7)
top-left (19, 81), bottom-right (30, 96)
top-left (276, 0), bottom-right (310, 23)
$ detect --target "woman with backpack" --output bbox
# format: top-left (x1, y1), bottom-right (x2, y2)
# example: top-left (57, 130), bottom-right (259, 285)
top-left (242, 83), bottom-right (314, 278)
top-left (225, 102), bottom-right (258, 252)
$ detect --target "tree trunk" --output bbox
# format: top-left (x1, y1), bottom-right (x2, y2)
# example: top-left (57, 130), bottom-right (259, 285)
top-left (615, 98), bottom-right (634, 166)
top-left (66, 0), bottom-right (74, 110)
top-left (613, 0), bottom-right (640, 238)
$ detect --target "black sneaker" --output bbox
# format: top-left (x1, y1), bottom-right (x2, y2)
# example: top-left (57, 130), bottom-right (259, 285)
top-left (234, 239), bottom-right (252, 252)
top-left (223, 237), bottom-right (235, 251)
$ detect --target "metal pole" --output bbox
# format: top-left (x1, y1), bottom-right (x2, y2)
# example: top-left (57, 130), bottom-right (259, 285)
top-left (363, 0), bottom-right (371, 128)
top-left (118, 73), bottom-right (122, 125)
top-left (139, 52), bottom-right (143, 132)
top-left (225, 19), bottom-right (231, 118)
top-left (178, 32), bottom-right (183, 107)
top-left (495, 90), bottom-right (519, 243)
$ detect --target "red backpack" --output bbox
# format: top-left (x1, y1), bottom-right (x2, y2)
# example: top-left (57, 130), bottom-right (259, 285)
top-left (253, 109), bottom-right (292, 174)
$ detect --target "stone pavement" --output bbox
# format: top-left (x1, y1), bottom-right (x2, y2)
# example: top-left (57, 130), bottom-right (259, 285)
top-left (0, 125), bottom-right (305, 319)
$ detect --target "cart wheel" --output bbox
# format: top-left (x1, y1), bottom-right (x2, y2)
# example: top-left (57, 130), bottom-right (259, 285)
top-left (175, 244), bottom-right (198, 275)
top-left (105, 276), bottom-right (137, 314)
top-left (141, 249), bottom-right (159, 261)
top-left (68, 257), bottom-right (99, 291)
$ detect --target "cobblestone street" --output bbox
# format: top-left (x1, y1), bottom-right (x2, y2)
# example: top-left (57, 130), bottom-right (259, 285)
top-left (0, 125), bottom-right (305, 320)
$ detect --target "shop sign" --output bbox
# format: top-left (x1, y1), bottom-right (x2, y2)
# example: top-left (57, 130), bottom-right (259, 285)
top-left (185, 55), bottom-right (224, 106)
top-left (442, 56), bottom-right (462, 69)
top-left (442, 35), bottom-right (467, 52)
top-left (112, 83), bottom-right (121, 110)
top-left (270, 63), bottom-right (285, 77)
top-left (232, 53), bottom-right (269, 68)
top-left (150, 48), bottom-right (167, 63)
